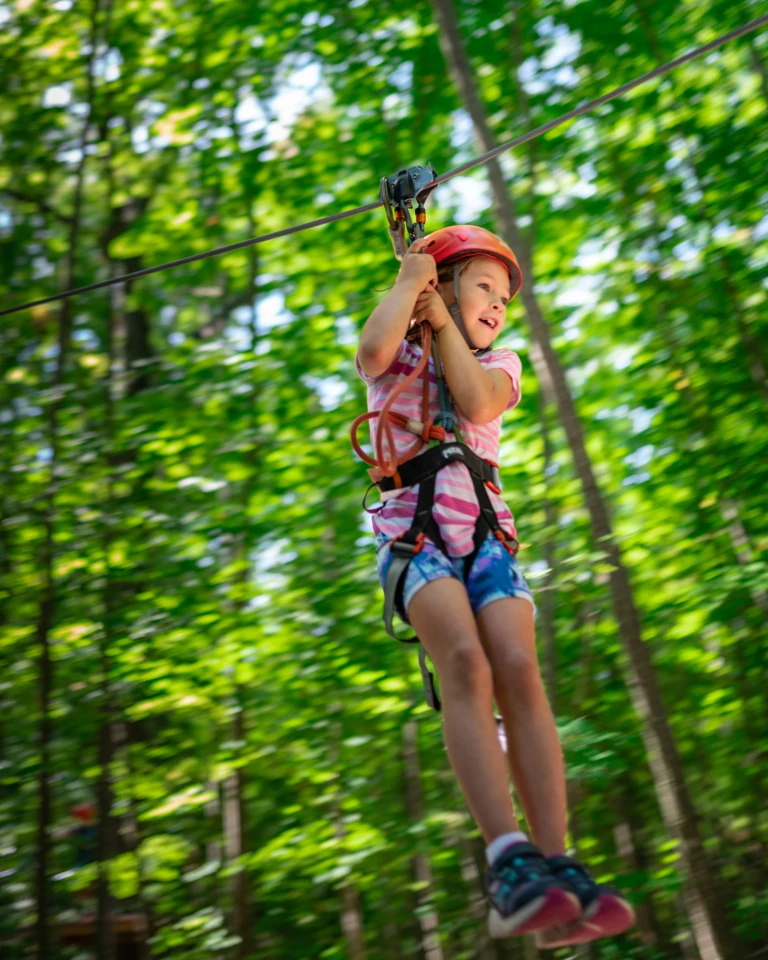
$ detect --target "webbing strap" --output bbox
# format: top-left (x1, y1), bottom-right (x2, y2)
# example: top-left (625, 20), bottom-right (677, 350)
top-left (446, 264), bottom-right (489, 358)
top-left (475, 473), bottom-right (517, 553)
top-left (408, 472), bottom-right (443, 550)
top-left (419, 645), bottom-right (441, 712)
top-left (376, 441), bottom-right (498, 492)
top-left (460, 472), bottom-right (518, 574)
top-left (383, 553), bottom-right (416, 642)
top-left (381, 472), bottom-right (445, 643)
top-left (431, 336), bottom-right (455, 432)
top-left (382, 556), bottom-right (442, 710)
top-left (379, 450), bottom-right (514, 712)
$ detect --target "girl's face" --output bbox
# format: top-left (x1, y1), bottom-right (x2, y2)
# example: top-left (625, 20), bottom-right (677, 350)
top-left (438, 256), bottom-right (512, 349)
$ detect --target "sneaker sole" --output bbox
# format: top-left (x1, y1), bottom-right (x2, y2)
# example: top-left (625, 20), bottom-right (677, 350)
top-left (535, 894), bottom-right (636, 948)
top-left (489, 886), bottom-right (581, 939)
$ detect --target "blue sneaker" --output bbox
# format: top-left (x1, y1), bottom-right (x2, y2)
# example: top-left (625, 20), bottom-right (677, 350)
top-left (535, 855), bottom-right (635, 948)
top-left (485, 842), bottom-right (581, 939)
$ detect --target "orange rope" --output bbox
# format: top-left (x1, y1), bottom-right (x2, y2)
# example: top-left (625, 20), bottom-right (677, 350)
top-left (350, 325), bottom-right (446, 478)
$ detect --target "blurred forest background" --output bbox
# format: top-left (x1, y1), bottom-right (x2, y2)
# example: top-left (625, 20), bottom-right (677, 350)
top-left (1, 0), bottom-right (767, 958)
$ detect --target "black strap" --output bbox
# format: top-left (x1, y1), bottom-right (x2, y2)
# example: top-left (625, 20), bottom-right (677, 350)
top-left (462, 473), bottom-right (519, 574)
top-left (378, 442), bottom-right (516, 714)
top-left (377, 442), bottom-right (498, 492)
top-left (419, 645), bottom-right (441, 711)
top-left (390, 472), bottom-right (447, 624)
top-left (382, 443), bottom-right (516, 626)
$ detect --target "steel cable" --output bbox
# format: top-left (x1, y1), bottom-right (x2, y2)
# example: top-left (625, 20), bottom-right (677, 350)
top-left (2, 13), bottom-right (766, 318)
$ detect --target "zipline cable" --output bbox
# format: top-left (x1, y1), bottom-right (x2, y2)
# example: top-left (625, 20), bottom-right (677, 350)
top-left (2, 13), bottom-right (766, 319)
top-left (434, 13), bottom-right (768, 184)
top-left (0, 202), bottom-right (382, 318)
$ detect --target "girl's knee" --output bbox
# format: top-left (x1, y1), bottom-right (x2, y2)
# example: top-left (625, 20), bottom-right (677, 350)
top-left (494, 648), bottom-right (547, 708)
top-left (440, 642), bottom-right (493, 700)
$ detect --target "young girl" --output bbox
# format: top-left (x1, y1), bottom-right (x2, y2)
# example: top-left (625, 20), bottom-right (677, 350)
top-left (355, 225), bottom-right (635, 947)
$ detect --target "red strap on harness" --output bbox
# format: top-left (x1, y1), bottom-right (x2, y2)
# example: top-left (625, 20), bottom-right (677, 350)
top-left (350, 324), bottom-right (445, 478)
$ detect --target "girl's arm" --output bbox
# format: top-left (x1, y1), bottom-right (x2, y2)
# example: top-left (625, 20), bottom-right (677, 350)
top-left (357, 248), bottom-right (437, 378)
top-left (413, 286), bottom-right (512, 425)
top-left (435, 321), bottom-right (512, 425)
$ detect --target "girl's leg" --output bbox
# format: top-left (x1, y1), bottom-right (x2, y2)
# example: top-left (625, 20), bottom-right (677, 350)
top-left (478, 598), bottom-right (636, 947)
top-left (407, 578), bottom-right (519, 843)
top-left (476, 597), bottom-right (568, 857)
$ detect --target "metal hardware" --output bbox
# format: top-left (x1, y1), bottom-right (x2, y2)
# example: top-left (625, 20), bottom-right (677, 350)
top-left (380, 163), bottom-right (438, 259)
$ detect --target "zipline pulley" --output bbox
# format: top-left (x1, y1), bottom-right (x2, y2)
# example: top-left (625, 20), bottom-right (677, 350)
top-left (379, 161), bottom-right (455, 430)
top-left (380, 162), bottom-right (438, 259)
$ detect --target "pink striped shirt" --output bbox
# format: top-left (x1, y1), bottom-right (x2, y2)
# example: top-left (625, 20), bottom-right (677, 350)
top-left (356, 339), bottom-right (522, 557)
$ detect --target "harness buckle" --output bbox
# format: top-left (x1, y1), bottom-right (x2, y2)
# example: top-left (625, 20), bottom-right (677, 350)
top-left (390, 532), bottom-right (426, 556)
top-left (494, 529), bottom-right (519, 556)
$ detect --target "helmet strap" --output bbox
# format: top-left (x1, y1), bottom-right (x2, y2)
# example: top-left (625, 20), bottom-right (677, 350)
top-left (453, 263), bottom-right (462, 314)
top-left (449, 263), bottom-right (488, 353)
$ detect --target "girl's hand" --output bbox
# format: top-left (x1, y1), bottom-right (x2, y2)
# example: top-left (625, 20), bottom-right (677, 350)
top-left (395, 243), bottom-right (437, 294)
top-left (413, 287), bottom-right (452, 333)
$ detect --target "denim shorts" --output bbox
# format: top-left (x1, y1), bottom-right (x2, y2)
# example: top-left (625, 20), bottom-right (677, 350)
top-left (375, 532), bottom-right (535, 623)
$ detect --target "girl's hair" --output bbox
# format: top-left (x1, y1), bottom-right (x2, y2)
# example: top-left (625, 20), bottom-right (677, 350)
top-left (404, 258), bottom-right (475, 344)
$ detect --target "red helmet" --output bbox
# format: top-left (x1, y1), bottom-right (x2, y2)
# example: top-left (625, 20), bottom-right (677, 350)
top-left (421, 225), bottom-right (523, 299)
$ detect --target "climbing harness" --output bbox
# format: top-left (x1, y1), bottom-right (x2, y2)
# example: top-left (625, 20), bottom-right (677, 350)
top-left (350, 170), bottom-right (523, 711)
top-left (2, 13), bottom-right (765, 319)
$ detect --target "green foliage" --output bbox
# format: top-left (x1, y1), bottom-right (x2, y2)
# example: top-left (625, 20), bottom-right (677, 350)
top-left (1, 0), bottom-right (767, 957)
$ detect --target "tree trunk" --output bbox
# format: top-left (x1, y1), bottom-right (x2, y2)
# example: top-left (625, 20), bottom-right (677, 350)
top-left (113, 721), bottom-right (155, 960)
top-left (123, 260), bottom-right (154, 396)
top-left (611, 777), bottom-right (677, 953)
top-left (456, 833), bottom-right (495, 959)
top-left (96, 202), bottom-right (120, 960)
top-left (328, 705), bottom-right (367, 960)
top-left (536, 383), bottom-right (559, 713)
top-left (95, 105), bottom-right (159, 958)
top-left (35, 2), bottom-right (101, 950)
top-left (721, 256), bottom-right (768, 421)
top-left (95, 718), bottom-right (117, 960)
top-left (428, 1), bottom-right (740, 956)
top-left (223, 695), bottom-right (252, 959)
top-left (205, 782), bottom-right (223, 872)
top-left (339, 879), bottom-right (367, 960)
top-left (220, 163), bottom-right (266, 954)
top-left (223, 765), bottom-right (248, 956)
top-left (402, 717), bottom-right (444, 960)
top-left (35, 550), bottom-right (55, 960)
top-left (748, 37), bottom-right (768, 108)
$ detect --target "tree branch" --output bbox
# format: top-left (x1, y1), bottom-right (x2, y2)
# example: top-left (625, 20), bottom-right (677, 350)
top-left (0, 188), bottom-right (72, 225)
